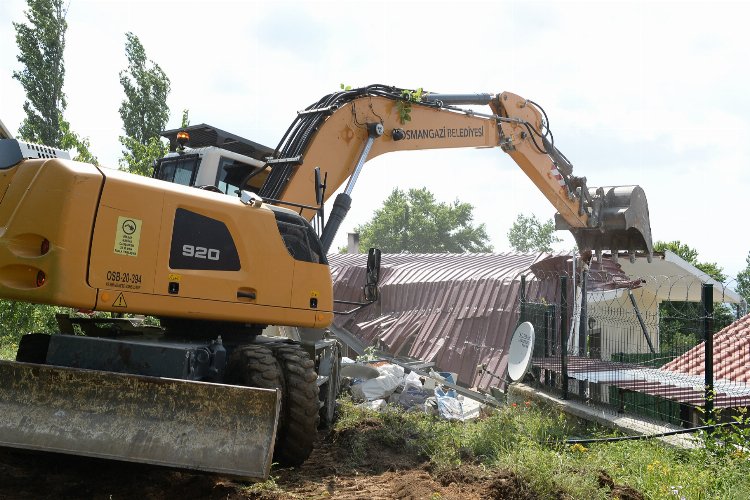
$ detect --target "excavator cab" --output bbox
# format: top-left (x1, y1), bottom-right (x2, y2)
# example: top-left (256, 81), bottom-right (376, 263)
top-left (155, 124), bottom-right (274, 195)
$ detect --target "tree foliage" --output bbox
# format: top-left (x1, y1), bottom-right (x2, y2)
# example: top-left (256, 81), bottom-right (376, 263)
top-left (653, 240), bottom-right (735, 353)
top-left (59, 119), bottom-right (98, 164)
top-left (13, 0), bottom-right (68, 147)
top-left (13, 0), bottom-right (98, 163)
top-left (736, 251), bottom-right (750, 307)
top-left (355, 187), bottom-right (492, 253)
top-left (118, 32), bottom-right (170, 175)
top-left (654, 240), bottom-right (726, 282)
top-left (119, 32), bottom-right (170, 143)
top-left (0, 301), bottom-right (62, 359)
top-left (119, 136), bottom-right (168, 177)
top-left (507, 213), bottom-right (561, 253)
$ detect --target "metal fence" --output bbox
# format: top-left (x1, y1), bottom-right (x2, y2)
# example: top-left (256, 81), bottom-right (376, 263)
top-left (519, 272), bottom-right (749, 427)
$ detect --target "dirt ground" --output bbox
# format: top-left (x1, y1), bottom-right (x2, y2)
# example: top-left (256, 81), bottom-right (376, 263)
top-left (0, 423), bottom-right (641, 500)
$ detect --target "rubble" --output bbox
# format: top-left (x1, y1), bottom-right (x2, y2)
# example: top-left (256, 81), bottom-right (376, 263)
top-left (345, 360), bottom-right (494, 421)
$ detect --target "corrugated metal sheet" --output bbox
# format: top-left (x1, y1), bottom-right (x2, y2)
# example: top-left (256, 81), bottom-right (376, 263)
top-left (329, 252), bottom-right (561, 391)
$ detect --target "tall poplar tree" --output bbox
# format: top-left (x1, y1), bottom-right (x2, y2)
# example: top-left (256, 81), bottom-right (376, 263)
top-left (734, 251), bottom-right (750, 309)
top-left (118, 32), bottom-right (171, 176)
top-left (13, 0), bottom-right (68, 147)
top-left (13, 0), bottom-right (97, 162)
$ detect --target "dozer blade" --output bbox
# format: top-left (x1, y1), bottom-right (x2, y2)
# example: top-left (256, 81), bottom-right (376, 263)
top-left (0, 360), bottom-right (280, 479)
top-left (556, 185), bottom-right (653, 261)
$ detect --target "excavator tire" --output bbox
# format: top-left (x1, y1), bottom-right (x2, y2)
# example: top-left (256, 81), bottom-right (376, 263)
top-left (270, 344), bottom-right (320, 466)
top-left (225, 343), bottom-right (319, 466)
top-left (225, 344), bottom-right (284, 395)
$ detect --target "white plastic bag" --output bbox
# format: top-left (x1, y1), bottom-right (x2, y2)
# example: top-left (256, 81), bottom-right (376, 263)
top-left (352, 365), bottom-right (404, 401)
top-left (402, 371), bottom-right (423, 391)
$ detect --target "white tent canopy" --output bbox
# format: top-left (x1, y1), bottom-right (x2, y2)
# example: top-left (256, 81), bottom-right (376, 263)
top-left (618, 250), bottom-right (742, 304)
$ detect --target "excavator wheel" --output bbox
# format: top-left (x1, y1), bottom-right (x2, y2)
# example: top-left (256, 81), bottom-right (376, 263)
top-left (270, 344), bottom-right (320, 466)
top-left (225, 343), bottom-right (319, 466)
top-left (225, 344), bottom-right (284, 394)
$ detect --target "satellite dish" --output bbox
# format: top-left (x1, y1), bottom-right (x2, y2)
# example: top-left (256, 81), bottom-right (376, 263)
top-left (508, 322), bottom-right (535, 382)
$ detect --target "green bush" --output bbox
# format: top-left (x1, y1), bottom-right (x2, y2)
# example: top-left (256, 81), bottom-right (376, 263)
top-left (0, 300), bottom-right (63, 360)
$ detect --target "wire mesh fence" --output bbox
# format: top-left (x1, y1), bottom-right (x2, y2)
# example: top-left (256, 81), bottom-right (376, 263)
top-left (0, 251), bottom-right (747, 434)
top-left (520, 267), bottom-right (748, 428)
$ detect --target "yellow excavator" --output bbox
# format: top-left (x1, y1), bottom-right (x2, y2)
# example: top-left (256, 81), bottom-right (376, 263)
top-left (0, 85), bottom-right (652, 479)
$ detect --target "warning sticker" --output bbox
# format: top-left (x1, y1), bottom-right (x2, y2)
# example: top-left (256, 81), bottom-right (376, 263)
top-left (112, 292), bottom-right (128, 308)
top-left (114, 216), bottom-right (142, 256)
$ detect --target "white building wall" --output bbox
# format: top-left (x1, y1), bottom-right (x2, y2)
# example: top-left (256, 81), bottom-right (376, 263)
top-left (586, 287), bottom-right (660, 361)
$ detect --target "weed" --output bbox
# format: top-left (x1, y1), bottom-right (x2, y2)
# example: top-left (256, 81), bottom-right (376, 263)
top-left (240, 468), bottom-right (281, 495)
top-left (396, 88), bottom-right (424, 124)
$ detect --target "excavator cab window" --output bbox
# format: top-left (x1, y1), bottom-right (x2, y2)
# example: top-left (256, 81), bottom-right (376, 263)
top-left (154, 154), bottom-right (200, 186)
top-left (271, 208), bottom-right (327, 265)
top-left (216, 156), bottom-right (256, 195)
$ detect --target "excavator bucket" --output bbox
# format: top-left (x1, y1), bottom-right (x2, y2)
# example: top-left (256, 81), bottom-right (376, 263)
top-left (0, 360), bottom-right (280, 479)
top-left (557, 185), bottom-right (653, 261)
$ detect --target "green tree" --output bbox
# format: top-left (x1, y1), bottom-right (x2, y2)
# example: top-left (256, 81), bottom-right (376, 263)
top-left (0, 301), bottom-right (62, 359)
top-left (119, 136), bottom-right (167, 177)
top-left (736, 251), bottom-right (750, 307)
top-left (59, 119), bottom-right (98, 164)
top-left (355, 187), bottom-right (492, 253)
top-left (13, 0), bottom-right (98, 163)
top-left (507, 213), bottom-right (561, 253)
top-left (118, 32), bottom-right (170, 175)
top-left (654, 240), bottom-right (726, 282)
top-left (653, 240), bottom-right (734, 353)
top-left (13, 0), bottom-right (68, 147)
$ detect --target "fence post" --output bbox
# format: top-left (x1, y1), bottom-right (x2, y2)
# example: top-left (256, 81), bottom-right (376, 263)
top-left (702, 283), bottom-right (714, 423)
top-left (544, 306), bottom-right (553, 386)
top-left (579, 269), bottom-right (588, 356)
top-left (560, 275), bottom-right (569, 400)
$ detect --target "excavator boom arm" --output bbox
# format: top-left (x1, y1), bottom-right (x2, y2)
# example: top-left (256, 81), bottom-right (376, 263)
top-left (260, 85), bottom-right (652, 258)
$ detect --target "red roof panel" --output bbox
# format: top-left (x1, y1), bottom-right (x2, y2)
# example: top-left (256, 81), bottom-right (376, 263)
top-left (661, 314), bottom-right (750, 384)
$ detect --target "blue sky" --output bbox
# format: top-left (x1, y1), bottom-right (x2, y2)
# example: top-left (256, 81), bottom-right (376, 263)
top-left (1, 0), bottom-right (748, 280)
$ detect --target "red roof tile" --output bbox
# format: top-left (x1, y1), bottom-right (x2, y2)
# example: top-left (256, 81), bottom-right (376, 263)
top-left (661, 314), bottom-right (750, 384)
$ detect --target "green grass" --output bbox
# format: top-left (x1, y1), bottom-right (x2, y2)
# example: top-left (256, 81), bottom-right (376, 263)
top-left (335, 399), bottom-right (750, 499)
top-left (0, 337), bottom-right (17, 360)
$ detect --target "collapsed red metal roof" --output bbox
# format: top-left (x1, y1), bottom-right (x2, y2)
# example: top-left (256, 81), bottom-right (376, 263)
top-left (329, 252), bottom-right (563, 390)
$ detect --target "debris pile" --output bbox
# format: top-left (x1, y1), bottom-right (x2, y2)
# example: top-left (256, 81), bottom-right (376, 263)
top-left (342, 358), bottom-right (485, 421)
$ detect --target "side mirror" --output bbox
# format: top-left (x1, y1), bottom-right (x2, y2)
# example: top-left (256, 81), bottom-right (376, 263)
top-left (364, 248), bottom-right (381, 302)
